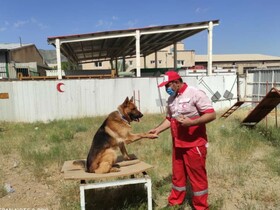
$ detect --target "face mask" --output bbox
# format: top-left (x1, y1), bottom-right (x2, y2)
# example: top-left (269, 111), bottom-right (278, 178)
top-left (166, 87), bottom-right (176, 96)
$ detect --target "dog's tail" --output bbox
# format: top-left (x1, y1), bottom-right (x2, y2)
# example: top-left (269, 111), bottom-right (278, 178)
top-left (73, 159), bottom-right (86, 168)
top-left (114, 159), bottom-right (141, 168)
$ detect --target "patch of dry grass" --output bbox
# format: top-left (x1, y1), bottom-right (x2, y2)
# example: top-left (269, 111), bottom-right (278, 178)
top-left (0, 109), bottom-right (280, 209)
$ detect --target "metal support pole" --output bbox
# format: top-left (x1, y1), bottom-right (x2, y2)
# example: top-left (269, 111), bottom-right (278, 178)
top-left (275, 106), bottom-right (278, 128)
top-left (55, 38), bottom-right (62, 79)
top-left (135, 30), bottom-right (141, 77)
top-left (115, 57), bottom-right (118, 77)
top-left (237, 72), bottom-right (240, 101)
top-left (155, 51), bottom-right (158, 68)
top-left (173, 42), bottom-right (177, 69)
top-left (5, 52), bottom-right (9, 79)
top-left (80, 184), bottom-right (86, 210)
top-left (122, 56), bottom-right (126, 72)
top-left (207, 21), bottom-right (213, 76)
top-left (146, 178), bottom-right (152, 210)
top-left (144, 56), bottom-right (147, 68)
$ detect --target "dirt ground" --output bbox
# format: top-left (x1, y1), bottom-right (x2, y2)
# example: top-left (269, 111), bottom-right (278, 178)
top-left (2, 149), bottom-right (280, 210)
top-left (0, 154), bottom-right (61, 209)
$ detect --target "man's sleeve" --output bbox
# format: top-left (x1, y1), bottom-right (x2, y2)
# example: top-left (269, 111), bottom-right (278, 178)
top-left (195, 90), bottom-right (215, 114)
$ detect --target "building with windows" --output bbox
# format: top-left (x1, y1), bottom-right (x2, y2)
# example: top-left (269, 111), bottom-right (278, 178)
top-left (195, 54), bottom-right (280, 75)
top-left (82, 41), bottom-right (280, 77)
top-left (82, 42), bottom-right (195, 73)
top-left (0, 43), bottom-right (50, 79)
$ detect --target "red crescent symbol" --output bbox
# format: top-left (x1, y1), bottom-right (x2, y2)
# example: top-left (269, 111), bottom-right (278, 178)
top-left (57, 83), bottom-right (65, 92)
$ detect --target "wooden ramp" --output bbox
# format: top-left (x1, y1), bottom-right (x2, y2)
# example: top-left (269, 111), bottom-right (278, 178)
top-left (242, 87), bottom-right (280, 127)
top-left (220, 101), bottom-right (245, 118)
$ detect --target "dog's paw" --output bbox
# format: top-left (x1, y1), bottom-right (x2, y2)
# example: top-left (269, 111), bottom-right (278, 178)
top-left (123, 155), bottom-right (131, 161)
top-left (146, 133), bottom-right (158, 139)
top-left (110, 167), bottom-right (121, 173)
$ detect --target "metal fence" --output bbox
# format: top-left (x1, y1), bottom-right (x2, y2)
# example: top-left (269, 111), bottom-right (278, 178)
top-left (245, 68), bottom-right (280, 101)
top-left (0, 66), bottom-right (7, 78)
top-left (0, 75), bottom-right (237, 122)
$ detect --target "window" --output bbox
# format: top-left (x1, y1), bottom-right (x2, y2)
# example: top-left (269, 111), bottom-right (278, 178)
top-left (129, 60), bottom-right (133, 66)
top-left (158, 60), bottom-right (162, 64)
top-left (243, 66), bottom-right (257, 74)
top-left (177, 60), bottom-right (184, 66)
top-left (94, 61), bottom-right (102, 67)
top-left (244, 67), bottom-right (257, 70)
top-left (16, 68), bottom-right (29, 76)
top-left (150, 60), bottom-right (155, 64)
top-left (268, 66), bottom-right (280, 69)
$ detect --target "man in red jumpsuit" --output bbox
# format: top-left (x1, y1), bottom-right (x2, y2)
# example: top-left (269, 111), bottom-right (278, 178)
top-left (149, 71), bottom-right (216, 210)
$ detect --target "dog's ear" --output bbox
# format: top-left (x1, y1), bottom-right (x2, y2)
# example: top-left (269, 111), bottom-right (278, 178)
top-left (130, 96), bottom-right (134, 102)
top-left (122, 97), bottom-right (129, 106)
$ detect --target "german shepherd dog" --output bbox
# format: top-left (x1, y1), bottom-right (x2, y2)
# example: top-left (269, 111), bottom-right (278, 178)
top-left (85, 97), bottom-right (157, 174)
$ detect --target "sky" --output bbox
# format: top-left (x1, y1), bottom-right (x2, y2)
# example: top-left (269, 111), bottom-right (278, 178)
top-left (1, 0), bottom-right (280, 56)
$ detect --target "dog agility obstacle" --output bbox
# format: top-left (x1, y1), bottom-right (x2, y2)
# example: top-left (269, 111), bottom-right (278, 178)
top-left (61, 155), bottom-right (153, 210)
top-left (220, 87), bottom-right (280, 127)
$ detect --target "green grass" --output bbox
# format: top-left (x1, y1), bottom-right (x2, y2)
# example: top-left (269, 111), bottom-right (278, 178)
top-left (0, 111), bottom-right (280, 209)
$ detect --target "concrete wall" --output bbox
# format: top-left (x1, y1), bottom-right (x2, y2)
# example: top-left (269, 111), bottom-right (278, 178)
top-left (0, 75), bottom-right (237, 122)
top-left (10, 45), bottom-right (44, 65)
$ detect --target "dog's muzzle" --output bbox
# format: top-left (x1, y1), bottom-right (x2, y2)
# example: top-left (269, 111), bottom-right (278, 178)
top-left (130, 113), bottom-right (143, 122)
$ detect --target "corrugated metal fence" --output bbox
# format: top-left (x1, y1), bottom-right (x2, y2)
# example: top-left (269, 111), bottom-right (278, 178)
top-left (0, 75), bottom-right (237, 122)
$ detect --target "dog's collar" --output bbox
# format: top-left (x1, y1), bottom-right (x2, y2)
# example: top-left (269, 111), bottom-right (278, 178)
top-left (117, 109), bottom-right (130, 124)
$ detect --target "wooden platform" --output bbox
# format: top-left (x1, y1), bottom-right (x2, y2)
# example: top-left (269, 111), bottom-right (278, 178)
top-left (61, 156), bottom-right (154, 210)
top-left (61, 157), bottom-right (153, 180)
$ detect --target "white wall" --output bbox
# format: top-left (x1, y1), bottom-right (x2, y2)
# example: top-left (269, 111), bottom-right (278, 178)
top-left (0, 75), bottom-right (237, 122)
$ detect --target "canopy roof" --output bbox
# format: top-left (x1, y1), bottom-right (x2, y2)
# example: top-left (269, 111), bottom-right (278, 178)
top-left (47, 20), bottom-right (219, 64)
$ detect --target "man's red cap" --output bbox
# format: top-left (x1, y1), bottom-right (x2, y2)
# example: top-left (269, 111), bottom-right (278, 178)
top-left (158, 71), bottom-right (181, 87)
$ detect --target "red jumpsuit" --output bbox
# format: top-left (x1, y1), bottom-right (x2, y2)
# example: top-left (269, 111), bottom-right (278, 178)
top-left (166, 83), bottom-right (215, 210)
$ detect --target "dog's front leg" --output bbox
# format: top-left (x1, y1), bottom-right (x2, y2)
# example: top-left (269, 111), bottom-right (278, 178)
top-left (125, 132), bottom-right (157, 144)
top-left (119, 141), bottom-right (130, 160)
